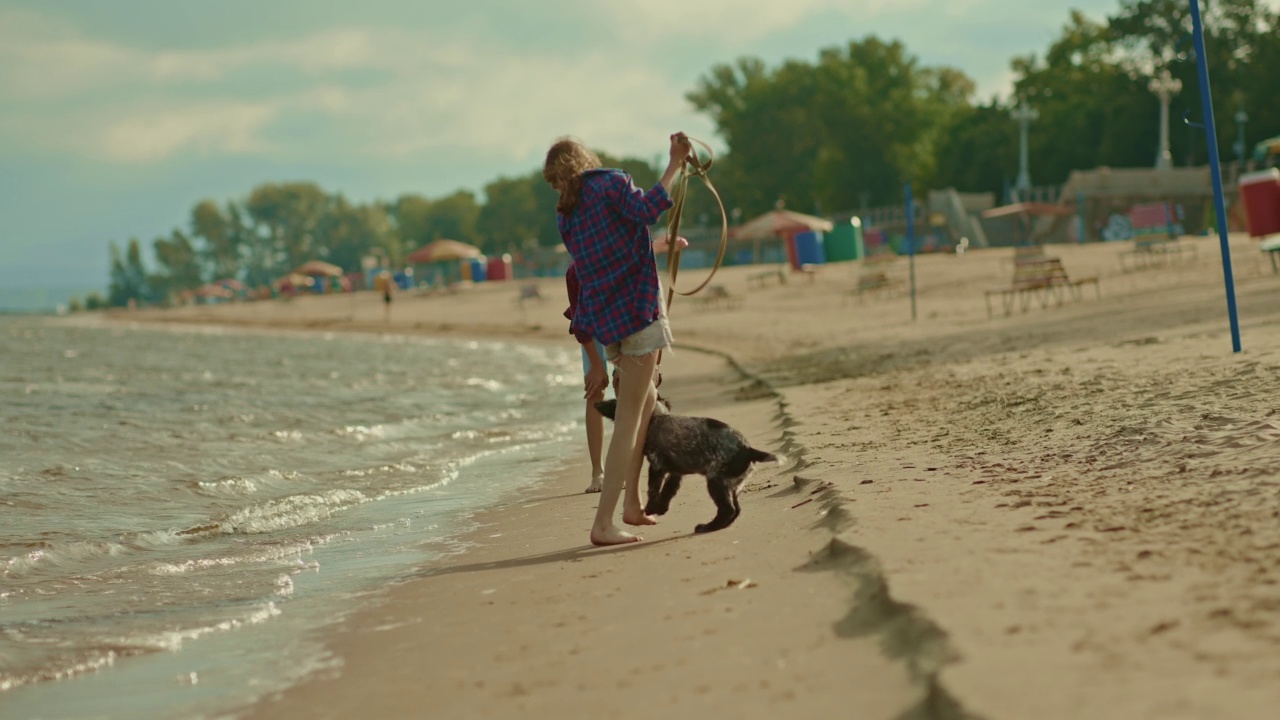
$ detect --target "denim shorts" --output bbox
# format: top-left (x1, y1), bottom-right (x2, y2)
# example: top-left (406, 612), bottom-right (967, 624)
top-left (604, 315), bottom-right (673, 364)
top-left (579, 339), bottom-right (609, 376)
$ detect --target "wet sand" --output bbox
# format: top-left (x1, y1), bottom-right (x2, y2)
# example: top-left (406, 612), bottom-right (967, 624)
top-left (117, 233), bottom-right (1280, 719)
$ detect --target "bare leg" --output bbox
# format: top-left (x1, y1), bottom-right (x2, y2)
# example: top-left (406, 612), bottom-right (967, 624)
top-left (621, 380), bottom-right (657, 525)
top-left (584, 389), bottom-right (605, 493)
top-left (590, 350), bottom-right (659, 545)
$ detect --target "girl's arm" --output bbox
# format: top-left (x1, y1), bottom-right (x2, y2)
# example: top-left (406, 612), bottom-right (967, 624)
top-left (659, 134), bottom-right (692, 195)
top-left (608, 134), bottom-right (693, 225)
top-left (581, 341), bottom-right (608, 398)
top-left (609, 172), bottom-right (673, 225)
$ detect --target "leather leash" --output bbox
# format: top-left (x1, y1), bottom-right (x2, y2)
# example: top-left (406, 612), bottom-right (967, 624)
top-left (663, 134), bottom-right (729, 312)
top-left (653, 134), bottom-right (729, 380)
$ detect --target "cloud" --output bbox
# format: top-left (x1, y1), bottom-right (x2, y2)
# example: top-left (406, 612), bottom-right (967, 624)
top-left (8, 0), bottom-right (1273, 166)
top-left (593, 0), bottom-right (940, 43)
top-left (96, 102), bottom-right (280, 162)
top-left (0, 10), bottom-right (716, 165)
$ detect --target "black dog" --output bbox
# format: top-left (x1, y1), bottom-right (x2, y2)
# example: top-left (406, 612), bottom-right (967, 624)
top-left (595, 398), bottom-right (777, 533)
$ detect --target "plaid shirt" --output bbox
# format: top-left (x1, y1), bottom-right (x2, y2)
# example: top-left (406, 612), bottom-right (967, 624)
top-left (558, 169), bottom-right (672, 346)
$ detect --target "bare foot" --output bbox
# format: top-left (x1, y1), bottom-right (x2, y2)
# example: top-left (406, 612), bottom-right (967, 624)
top-left (584, 483), bottom-right (602, 493)
top-left (622, 509), bottom-right (658, 526)
top-left (585, 472), bottom-right (604, 493)
top-left (590, 526), bottom-right (641, 546)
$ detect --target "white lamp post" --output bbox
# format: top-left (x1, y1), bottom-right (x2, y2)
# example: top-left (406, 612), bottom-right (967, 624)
top-left (1011, 99), bottom-right (1039, 200)
top-left (1149, 69), bottom-right (1183, 170)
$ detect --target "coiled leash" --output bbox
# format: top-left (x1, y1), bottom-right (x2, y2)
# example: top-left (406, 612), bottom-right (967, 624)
top-left (663, 134), bottom-right (729, 312)
top-left (651, 134), bottom-right (729, 385)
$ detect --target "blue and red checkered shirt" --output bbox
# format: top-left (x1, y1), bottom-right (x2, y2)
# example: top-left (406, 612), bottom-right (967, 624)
top-left (558, 169), bottom-right (672, 346)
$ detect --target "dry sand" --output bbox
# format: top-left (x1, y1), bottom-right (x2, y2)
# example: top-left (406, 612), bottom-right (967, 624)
top-left (116, 233), bottom-right (1280, 719)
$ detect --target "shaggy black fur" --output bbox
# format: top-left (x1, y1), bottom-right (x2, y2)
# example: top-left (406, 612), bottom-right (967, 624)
top-left (595, 398), bottom-right (777, 533)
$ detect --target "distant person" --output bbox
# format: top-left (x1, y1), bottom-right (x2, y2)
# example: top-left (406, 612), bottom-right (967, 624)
top-left (565, 233), bottom-right (686, 494)
top-left (375, 272), bottom-right (393, 323)
top-left (544, 132), bottom-right (692, 546)
top-left (382, 276), bottom-right (393, 323)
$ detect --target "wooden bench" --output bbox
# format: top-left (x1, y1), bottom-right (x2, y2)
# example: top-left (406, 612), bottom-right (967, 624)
top-left (1118, 203), bottom-right (1194, 272)
top-left (1119, 236), bottom-right (1197, 271)
top-left (985, 255), bottom-right (1099, 317)
top-left (515, 283), bottom-right (543, 305)
top-left (693, 284), bottom-right (742, 310)
top-left (1263, 237), bottom-right (1280, 274)
top-left (843, 253), bottom-right (901, 304)
top-left (746, 267), bottom-right (787, 289)
top-left (796, 264), bottom-right (821, 282)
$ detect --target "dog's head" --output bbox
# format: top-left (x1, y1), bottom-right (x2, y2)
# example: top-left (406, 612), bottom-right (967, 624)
top-left (594, 395), bottom-right (671, 422)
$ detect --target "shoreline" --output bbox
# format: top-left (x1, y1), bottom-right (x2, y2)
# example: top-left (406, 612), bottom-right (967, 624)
top-left (239, 345), bottom-right (937, 720)
top-left (78, 311), bottom-right (940, 717)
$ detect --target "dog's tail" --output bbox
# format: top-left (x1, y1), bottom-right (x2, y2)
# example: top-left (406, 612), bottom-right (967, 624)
top-left (593, 399), bottom-right (617, 421)
top-left (748, 448), bottom-right (779, 464)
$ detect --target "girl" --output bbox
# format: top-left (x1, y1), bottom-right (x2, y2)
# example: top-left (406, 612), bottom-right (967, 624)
top-left (564, 233), bottom-right (686, 495)
top-left (544, 133), bottom-right (691, 545)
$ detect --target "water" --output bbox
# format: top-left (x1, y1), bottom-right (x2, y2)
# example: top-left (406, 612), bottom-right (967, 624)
top-left (0, 286), bottom-right (100, 314)
top-left (0, 318), bottom-right (583, 719)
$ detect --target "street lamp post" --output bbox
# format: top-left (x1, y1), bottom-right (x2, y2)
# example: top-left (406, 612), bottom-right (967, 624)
top-left (1010, 99), bottom-right (1038, 201)
top-left (1149, 69), bottom-right (1183, 170)
top-left (1234, 109), bottom-right (1249, 165)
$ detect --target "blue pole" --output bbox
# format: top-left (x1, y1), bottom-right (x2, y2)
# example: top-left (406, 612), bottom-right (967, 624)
top-left (905, 182), bottom-right (917, 321)
top-left (1188, 0), bottom-right (1242, 353)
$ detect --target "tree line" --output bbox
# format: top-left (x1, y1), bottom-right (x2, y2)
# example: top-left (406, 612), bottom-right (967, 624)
top-left (93, 0), bottom-right (1280, 308)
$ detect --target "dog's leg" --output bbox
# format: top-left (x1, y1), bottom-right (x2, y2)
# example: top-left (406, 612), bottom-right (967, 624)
top-left (694, 477), bottom-right (737, 533)
top-left (649, 473), bottom-right (683, 516)
top-left (643, 464), bottom-right (668, 516)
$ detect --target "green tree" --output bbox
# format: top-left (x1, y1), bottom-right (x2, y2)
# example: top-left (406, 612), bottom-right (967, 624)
top-left (1107, 0), bottom-right (1279, 164)
top-left (191, 199), bottom-right (242, 280)
top-left (318, 197), bottom-right (393, 271)
top-left (688, 38), bottom-right (975, 214)
top-left (997, 11), bottom-right (1151, 188)
top-left (107, 239), bottom-right (150, 307)
top-left (150, 230), bottom-right (203, 302)
top-left (393, 190), bottom-right (482, 254)
top-left (934, 101), bottom-right (1019, 198)
top-left (243, 182), bottom-right (329, 275)
top-left (476, 175), bottom-right (543, 253)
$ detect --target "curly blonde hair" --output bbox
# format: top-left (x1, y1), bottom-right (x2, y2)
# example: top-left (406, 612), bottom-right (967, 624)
top-left (543, 137), bottom-right (602, 215)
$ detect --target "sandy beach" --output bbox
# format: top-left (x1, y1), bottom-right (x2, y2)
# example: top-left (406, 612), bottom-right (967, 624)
top-left (113, 234), bottom-right (1280, 719)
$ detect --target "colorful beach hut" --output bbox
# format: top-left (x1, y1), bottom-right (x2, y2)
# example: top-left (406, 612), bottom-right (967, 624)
top-left (406, 239), bottom-right (484, 287)
top-left (730, 209), bottom-right (834, 266)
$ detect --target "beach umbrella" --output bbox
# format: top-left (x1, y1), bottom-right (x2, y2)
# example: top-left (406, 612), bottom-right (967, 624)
top-left (729, 209), bottom-right (834, 241)
top-left (405, 239), bottom-right (483, 264)
top-left (728, 209), bottom-right (834, 265)
top-left (1253, 136), bottom-right (1280, 164)
top-left (273, 273), bottom-right (315, 291)
top-left (981, 202), bottom-right (1074, 244)
top-left (293, 260), bottom-right (344, 277)
top-left (195, 283), bottom-right (233, 299)
top-left (980, 202), bottom-right (1073, 220)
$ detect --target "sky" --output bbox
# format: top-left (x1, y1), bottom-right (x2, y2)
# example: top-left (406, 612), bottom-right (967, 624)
top-left (0, 0), bottom-right (1163, 297)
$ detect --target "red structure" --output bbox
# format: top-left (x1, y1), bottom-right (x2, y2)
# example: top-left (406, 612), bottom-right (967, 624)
top-left (486, 254), bottom-right (513, 281)
top-left (1239, 169), bottom-right (1280, 238)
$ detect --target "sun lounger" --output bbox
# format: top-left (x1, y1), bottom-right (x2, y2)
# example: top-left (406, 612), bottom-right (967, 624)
top-left (985, 254), bottom-right (1099, 317)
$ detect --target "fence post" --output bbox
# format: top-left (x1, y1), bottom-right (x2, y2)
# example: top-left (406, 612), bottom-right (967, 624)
top-left (905, 182), bottom-right (917, 322)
